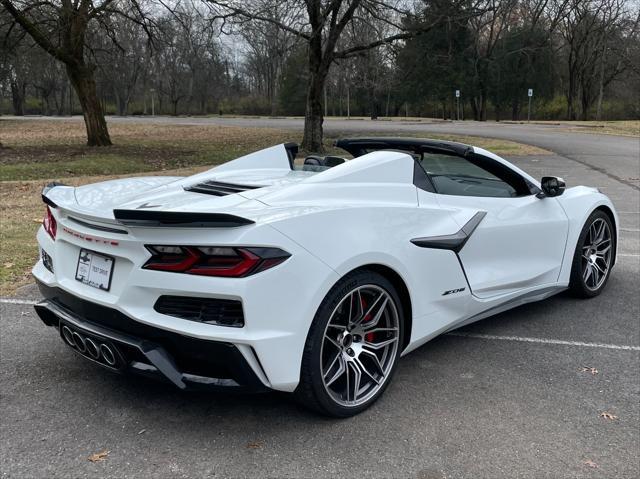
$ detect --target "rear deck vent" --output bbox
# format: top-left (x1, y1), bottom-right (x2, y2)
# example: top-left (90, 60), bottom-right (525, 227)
top-left (185, 181), bottom-right (261, 197)
top-left (154, 295), bottom-right (244, 327)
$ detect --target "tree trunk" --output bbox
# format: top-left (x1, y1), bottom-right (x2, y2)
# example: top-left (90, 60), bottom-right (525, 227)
top-left (302, 68), bottom-right (328, 153)
top-left (66, 64), bottom-right (112, 146)
top-left (369, 85), bottom-right (379, 120)
top-left (580, 92), bottom-right (590, 121)
top-left (10, 80), bottom-right (25, 116)
top-left (511, 98), bottom-right (520, 121)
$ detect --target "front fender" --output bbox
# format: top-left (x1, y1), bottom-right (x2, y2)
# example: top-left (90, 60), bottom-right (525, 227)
top-left (555, 186), bottom-right (619, 284)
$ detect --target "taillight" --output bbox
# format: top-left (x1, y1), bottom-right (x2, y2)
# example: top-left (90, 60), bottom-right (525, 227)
top-left (143, 245), bottom-right (290, 277)
top-left (43, 206), bottom-right (57, 240)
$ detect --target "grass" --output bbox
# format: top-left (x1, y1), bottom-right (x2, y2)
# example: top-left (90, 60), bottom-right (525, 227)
top-left (501, 119), bottom-right (640, 137)
top-left (558, 120), bottom-right (640, 137)
top-left (0, 118), bottom-right (549, 295)
top-left (0, 120), bottom-right (294, 181)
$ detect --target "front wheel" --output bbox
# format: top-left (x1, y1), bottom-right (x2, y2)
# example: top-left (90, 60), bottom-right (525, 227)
top-left (569, 210), bottom-right (615, 298)
top-left (296, 270), bottom-right (404, 417)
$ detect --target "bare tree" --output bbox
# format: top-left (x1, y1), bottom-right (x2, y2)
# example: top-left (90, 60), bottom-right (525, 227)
top-left (0, 0), bottom-right (152, 145)
top-left (204, 0), bottom-right (473, 151)
top-left (240, 2), bottom-right (298, 115)
top-left (95, 16), bottom-right (148, 116)
top-left (559, 0), bottom-right (633, 120)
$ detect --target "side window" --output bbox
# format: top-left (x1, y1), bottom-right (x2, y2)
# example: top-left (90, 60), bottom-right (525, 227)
top-left (418, 153), bottom-right (524, 198)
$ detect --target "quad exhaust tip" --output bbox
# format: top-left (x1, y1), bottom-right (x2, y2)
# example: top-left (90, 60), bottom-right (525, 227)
top-left (99, 344), bottom-right (117, 366)
top-left (85, 338), bottom-right (100, 360)
top-left (61, 324), bottom-right (119, 368)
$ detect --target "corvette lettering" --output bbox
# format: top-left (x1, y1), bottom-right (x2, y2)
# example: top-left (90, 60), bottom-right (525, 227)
top-left (62, 226), bottom-right (119, 246)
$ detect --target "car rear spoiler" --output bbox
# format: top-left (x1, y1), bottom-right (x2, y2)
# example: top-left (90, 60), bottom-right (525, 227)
top-left (41, 182), bottom-right (67, 207)
top-left (112, 209), bottom-right (255, 228)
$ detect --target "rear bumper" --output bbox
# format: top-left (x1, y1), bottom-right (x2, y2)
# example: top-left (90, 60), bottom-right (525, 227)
top-left (34, 281), bottom-right (268, 392)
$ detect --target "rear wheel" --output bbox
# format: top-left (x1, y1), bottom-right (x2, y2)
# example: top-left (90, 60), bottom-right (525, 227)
top-left (569, 210), bottom-right (615, 298)
top-left (296, 270), bottom-right (404, 417)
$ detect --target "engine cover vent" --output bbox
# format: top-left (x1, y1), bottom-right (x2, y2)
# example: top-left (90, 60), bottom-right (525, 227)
top-left (184, 181), bottom-right (261, 196)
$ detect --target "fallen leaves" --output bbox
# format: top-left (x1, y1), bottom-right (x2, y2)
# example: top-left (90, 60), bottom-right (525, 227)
top-left (581, 366), bottom-right (598, 375)
top-left (246, 441), bottom-right (263, 449)
top-left (600, 412), bottom-right (618, 420)
top-left (88, 450), bottom-right (110, 463)
top-left (583, 459), bottom-right (599, 469)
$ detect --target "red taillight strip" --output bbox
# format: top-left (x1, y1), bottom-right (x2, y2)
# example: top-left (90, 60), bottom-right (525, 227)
top-left (187, 249), bottom-right (261, 277)
top-left (43, 206), bottom-right (57, 240)
top-left (142, 246), bottom-right (290, 277)
top-left (144, 247), bottom-right (200, 271)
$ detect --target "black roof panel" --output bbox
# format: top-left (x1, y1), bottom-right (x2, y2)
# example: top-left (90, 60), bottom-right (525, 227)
top-left (335, 137), bottom-right (473, 157)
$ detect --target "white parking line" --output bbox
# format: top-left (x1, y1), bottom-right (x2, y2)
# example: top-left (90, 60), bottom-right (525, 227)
top-left (0, 298), bottom-right (38, 305)
top-left (447, 331), bottom-right (640, 351)
top-left (620, 228), bottom-right (640, 232)
top-left (2, 298), bottom-right (638, 351)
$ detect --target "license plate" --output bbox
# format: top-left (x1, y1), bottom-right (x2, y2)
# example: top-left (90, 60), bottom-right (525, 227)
top-left (75, 249), bottom-right (114, 291)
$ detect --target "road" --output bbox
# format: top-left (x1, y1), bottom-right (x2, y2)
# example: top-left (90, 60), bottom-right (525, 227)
top-left (1, 117), bottom-right (639, 478)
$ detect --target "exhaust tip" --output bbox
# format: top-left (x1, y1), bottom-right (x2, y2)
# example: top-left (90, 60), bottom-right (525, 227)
top-left (100, 344), bottom-right (117, 366)
top-left (71, 331), bottom-right (86, 353)
top-left (85, 338), bottom-right (100, 359)
top-left (61, 326), bottom-right (75, 347)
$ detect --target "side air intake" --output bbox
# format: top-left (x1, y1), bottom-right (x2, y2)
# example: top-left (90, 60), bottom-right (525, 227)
top-left (185, 181), bottom-right (261, 196)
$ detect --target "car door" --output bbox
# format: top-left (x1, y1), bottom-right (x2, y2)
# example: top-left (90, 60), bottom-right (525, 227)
top-left (417, 151), bottom-right (569, 299)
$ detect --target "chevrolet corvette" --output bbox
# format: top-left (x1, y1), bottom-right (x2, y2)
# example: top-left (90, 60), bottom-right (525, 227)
top-left (33, 138), bottom-right (618, 417)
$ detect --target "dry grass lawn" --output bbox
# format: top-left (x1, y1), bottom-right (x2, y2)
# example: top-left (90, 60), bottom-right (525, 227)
top-left (502, 119), bottom-right (640, 137)
top-left (0, 118), bottom-right (549, 295)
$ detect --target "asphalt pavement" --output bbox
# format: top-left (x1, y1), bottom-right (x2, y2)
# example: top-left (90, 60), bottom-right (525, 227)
top-left (1, 118), bottom-right (638, 478)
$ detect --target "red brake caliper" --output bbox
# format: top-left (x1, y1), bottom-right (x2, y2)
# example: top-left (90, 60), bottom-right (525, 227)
top-left (361, 297), bottom-right (375, 343)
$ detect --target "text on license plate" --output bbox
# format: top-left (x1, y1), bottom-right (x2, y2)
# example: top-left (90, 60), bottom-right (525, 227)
top-left (75, 249), bottom-right (114, 291)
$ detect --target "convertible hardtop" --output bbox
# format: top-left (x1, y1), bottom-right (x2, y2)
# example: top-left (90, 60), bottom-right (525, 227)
top-left (335, 137), bottom-right (474, 158)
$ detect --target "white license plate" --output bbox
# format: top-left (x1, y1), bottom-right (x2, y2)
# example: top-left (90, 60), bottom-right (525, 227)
top-left (75, 249), bottom-right (114, 291)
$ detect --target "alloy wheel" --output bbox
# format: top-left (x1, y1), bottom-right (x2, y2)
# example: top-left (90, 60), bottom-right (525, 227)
top-left (581, 217), bottom-right (612, 291)
top-left (320, 284), bottom-right (400, 407)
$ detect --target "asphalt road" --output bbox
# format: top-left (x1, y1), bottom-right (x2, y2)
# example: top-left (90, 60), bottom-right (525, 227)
top-left (1, 118), bottom-right (639, 478)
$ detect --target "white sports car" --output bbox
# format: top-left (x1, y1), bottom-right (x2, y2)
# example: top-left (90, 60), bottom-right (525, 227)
top-left (33, 138), bottom-right (618, 417)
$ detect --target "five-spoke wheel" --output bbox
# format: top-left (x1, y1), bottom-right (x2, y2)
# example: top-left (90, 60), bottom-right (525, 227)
top-left (570, 210), bottom-right (615, 297)
top-left (321, 284), bottom-right (400, 407)
top-left (296, 270), bottom-right (404, 417)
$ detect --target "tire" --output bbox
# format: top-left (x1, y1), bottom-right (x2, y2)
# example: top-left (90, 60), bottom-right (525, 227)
top-left (295, 270), bottom-right (404, 417)
top-left (568, 210), bottom-right (615, 298)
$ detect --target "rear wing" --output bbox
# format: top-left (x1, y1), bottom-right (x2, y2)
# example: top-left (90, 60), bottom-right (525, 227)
top-left (41, 183), bottom-right (254, 228)
top-left (112, 210), bottom-right (254, 228)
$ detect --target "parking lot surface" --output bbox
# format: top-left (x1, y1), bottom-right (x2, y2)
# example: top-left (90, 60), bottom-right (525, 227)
top-left (1, 120), bottom-right (638, 478)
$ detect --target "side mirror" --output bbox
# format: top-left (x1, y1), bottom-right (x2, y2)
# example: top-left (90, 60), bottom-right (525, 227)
top-left (538, 176), bottom-right (565, 198)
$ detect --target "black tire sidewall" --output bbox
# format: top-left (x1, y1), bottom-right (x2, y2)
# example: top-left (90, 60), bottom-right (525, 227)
top-left (299, 270), bottom-right (404, 417)
top-left (569, 210), bottom-right (615, 298)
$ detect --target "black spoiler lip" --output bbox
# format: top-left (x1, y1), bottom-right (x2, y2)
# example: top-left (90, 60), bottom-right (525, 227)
top-left (41, 181), bottom-right (67, 208)
top-left (112, 209), bottom-right (255, 228)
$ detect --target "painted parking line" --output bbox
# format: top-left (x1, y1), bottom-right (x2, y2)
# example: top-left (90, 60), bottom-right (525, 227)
top-left (447, 331), bottom-right (640, 351)
top-left (3, 299), bottom-right (637, 351)
top-left (0, 298), bottom-right (38, 305)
